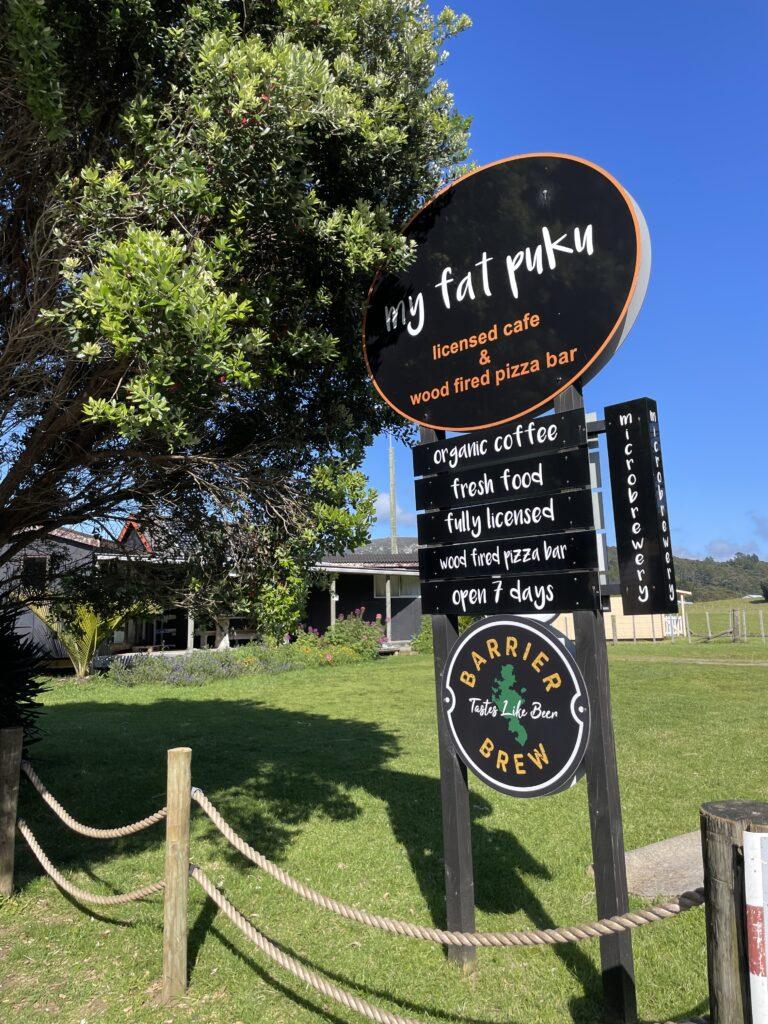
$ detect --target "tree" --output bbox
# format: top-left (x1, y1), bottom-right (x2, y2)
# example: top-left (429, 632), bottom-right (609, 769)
top-left (31, 601), bottom-right (127, 678)
top-left (0, 1), bottom-right (471, 610)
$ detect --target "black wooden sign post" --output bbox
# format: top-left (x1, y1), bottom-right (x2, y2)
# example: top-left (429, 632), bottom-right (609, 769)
top-left (419, 424), bottom-right (477, 971)
top-left (361, 153), bottom-right (663, 1019)
top-left (555, 385), bottom-right (637, 1022)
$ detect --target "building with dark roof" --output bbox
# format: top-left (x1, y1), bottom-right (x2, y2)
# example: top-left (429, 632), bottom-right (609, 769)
top-left (307, 538), bottom-right (422, 646)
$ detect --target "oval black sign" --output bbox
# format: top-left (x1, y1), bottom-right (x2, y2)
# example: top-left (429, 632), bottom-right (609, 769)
top-left (442, 616), bottom-right (590, 797)
top-left (363, 154), bottom-right (648, 430)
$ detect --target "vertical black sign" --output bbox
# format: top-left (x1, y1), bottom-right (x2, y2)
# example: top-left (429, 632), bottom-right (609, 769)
top-left (605, 398), bottom-right (677, 614)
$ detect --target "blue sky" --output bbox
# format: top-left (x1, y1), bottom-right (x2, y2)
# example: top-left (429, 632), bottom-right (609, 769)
top-left (363, 0), bottom-right (768, 560)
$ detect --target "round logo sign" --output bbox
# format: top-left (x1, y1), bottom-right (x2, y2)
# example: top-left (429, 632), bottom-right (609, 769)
top-left (442, 616), bottom-right (590, 797)
top-left (363, 153), bottom-right (649, 431)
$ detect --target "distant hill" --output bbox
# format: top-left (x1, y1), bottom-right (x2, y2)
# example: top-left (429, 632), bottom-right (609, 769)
top-left (607, 548), bottom-right (768, 602)
top-left (367, 536), bottom-right (768, 602)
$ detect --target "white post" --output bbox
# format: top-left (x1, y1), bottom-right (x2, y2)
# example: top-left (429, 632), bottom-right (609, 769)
top-left (651, 615), bottom-right (656, 643)
top-left (214, 617), bottom-right (230, 650)
top-left (385, 575), bottom-right (392, 643)
top-left (744, 608), bottom-right (748, 642)
top-left (186, 611), bottom-right (195, 652)
top-left (330, 577), bottom-right (337, 633)
top-left (744, 830), bottom-right (768, 1024)
top-left (632, 616), bottom-right (636, 643)
top-left (706, 611), bottom-right (712, 640)
top-left (761, 610), bottom-right (766, 645)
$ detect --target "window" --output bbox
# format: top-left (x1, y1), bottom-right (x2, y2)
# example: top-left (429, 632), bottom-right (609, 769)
top-left (373, 574), bottom-right (421, 599)
top-left (21, 556), bottom-right (48, 592)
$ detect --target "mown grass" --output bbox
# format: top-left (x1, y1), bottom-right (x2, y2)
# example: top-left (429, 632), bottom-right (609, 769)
top-left (1, 650), bottom-right (766, 1024)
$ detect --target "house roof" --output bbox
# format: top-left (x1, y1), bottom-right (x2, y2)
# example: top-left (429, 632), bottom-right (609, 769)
top-left (50, 526), bottom-right (107, 548)
top-left (315, 537), bottom-right (419, 575)
top-left (116, 515), bottom-right (154, 554)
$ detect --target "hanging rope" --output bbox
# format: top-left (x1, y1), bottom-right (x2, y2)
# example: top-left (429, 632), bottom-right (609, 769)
top-left (191, 787), bottom-right (705, 947)
top-left (17, 819), bottom-right (164, 906)
top-left (22, 761), bottom-right (166, 838)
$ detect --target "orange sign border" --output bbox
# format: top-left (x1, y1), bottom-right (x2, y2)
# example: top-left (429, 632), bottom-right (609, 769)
top-left (361, 152), bottom-right (644, 432)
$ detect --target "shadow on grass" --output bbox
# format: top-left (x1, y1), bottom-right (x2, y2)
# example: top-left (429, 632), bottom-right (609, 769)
top-left (19, 696), bottom-right (603, 1017)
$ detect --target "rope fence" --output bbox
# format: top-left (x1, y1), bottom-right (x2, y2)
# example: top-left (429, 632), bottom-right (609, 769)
top-left (17, 819), bottom-right (164, 906)
top-left (21, 760), bottom-right (167, 838)
top-left (192, 786), bottom-right (705, 947)
top-left (0, 734), bottom-right (720, 1024)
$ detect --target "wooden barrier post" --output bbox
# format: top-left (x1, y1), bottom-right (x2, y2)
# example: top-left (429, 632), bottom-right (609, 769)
top-left (700, 801), bottom-right (768, 1024)
top-left (706, 611), bottom-right (712, 640)
top-left (557, 387), bottom-right (636, 1022)
top-left (162, 747), bottom-right (192, 1003)
top-left (611, 614), bottom-right (618, 644)
top-left (0, 727), bottom-right (23, 896)
top-left (419, 425), bottom-right (476, 973)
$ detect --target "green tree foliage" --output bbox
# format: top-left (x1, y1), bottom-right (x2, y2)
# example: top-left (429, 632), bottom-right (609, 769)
top-left (0, 1), bottom-right (471, 619)
top-left (0, 599), bottom-right (47, 746)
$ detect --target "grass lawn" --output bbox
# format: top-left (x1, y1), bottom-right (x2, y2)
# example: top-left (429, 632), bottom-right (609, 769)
top-left (1, 651), bottom-right (766, 1024)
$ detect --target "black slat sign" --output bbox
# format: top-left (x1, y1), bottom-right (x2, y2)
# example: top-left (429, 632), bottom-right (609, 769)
top-left (415, 448), bottom-right (591, 511)
top-left (421, 571), bottom-right (598, 617)
top-left (413, 409), bottom-right (587, 477)
top-left (419, 530), bottom-right (598, 581)
top-left (605, 398), bottom-right (677, 614)
top-left (417, 489), bottom-right (595, 547)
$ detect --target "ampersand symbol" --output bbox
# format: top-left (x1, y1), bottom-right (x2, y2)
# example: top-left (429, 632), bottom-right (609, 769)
top-left (478, 349), bottom-right (491, 366)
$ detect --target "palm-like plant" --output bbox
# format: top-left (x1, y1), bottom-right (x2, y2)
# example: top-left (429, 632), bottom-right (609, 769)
top-left (31, 603), bottom-right (128, 678)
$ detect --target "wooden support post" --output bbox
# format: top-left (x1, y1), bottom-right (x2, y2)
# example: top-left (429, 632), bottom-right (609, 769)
top-left (611, 614), bottom-right (618, 644)
top-left (330, 576), bottom-right (337, 633)
top-left (419, 425), bottom-right (476, 972)
top-left (556, 387), bottom-right (636, 1022)
top-left (0, 727), bottom-right (23, 896)
top-left (742, 608), bottom-right (748, 642)
top-left (385, 575), bottom-right (393, 643)
top-left (731, 609), bottom-right (739, 643)
top-left (162, 747), bottom-right (192, 1003)
top-left (706, 611), bottom-right (712, 640)
top-left (700, 802), bottom-right (768, 1024)
top-left (632, 616), bottom-right (637, 643)
top-left (185, 611), bottom-right (195, 653)
top-left (651, 614), bottom-right (656, 643)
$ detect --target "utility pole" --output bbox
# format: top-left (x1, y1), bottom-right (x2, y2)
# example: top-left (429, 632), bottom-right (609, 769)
top-left (389, 433), bottom-right (398, 555)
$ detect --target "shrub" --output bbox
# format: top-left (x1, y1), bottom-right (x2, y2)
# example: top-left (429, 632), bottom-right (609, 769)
top-left (325, 608), bottom-right (384, 659)
top-left (0, 599), bottom-right (48, 748)
top-left (411, 616), bottom-right (433, 654)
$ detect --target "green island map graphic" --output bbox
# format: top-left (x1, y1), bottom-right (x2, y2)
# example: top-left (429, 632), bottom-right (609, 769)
top-left (490, 664), bottom-right (528, 747)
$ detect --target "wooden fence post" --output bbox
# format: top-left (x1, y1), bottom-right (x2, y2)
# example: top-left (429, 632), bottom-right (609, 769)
top-left (706, 611), bottom-right (712, 640)
top-left (700, 801), bottom-right (768, 1024)
top-left (162, 747), bottom-right (192, 1003)
top-left (0, 727), bottom-right (23, 896)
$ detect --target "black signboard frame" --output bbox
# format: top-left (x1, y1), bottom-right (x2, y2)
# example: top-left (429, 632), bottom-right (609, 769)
top-left (421, 570), bottom-right (599, 617)
top-left (417, 488), bottom-right (596, 547)
top-left (605, 398), bottom-right (677, 615)
top-left (418, 529), bottom-right (599, 582)
top-left (413, 409), bottom-right (587, 477)
top-left (414, 447), bottom-right (591, 512)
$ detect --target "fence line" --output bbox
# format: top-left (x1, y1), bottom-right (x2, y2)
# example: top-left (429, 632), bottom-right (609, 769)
top-left (192, 785), bottom-right (705, 947)
top-left (6, 741), bottom-right (714, 1024)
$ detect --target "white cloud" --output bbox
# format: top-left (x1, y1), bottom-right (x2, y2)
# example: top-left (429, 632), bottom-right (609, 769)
top-left (704, 537), bottom-right (765, 561)
top-left (374, 491), bottom-right (417, 529)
